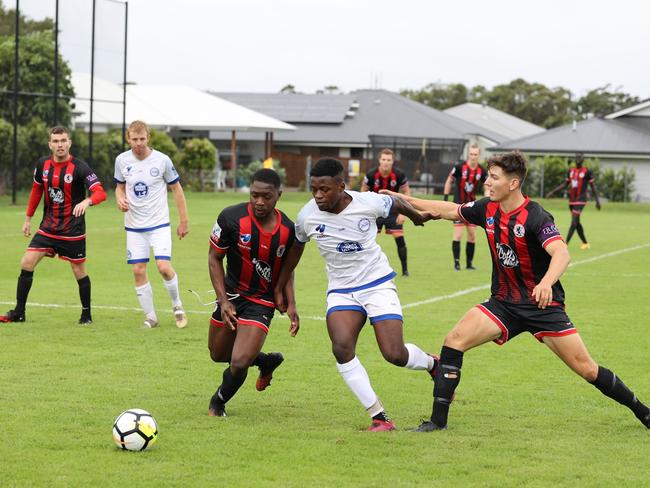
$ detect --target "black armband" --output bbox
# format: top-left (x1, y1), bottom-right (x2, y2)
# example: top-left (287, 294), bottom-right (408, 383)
top-left (443, 194), bottom-right (449, 201)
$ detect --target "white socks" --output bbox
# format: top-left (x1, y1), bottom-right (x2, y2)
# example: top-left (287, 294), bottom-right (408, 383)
top-left (337, 356), bottom-right (383, 417)
top-left (163, 274), bottom-right (182, 307)
top-left (405, 343), bottom-right (434, 371)
top-left (135, 282), bottom-right (157, 322)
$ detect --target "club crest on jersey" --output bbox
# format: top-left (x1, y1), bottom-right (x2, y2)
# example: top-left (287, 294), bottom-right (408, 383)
top-left (514, 224), bottom-right (525, 238)
top-left (390, 179), bottom-right (397, 187)
top-left (337, 241), bottom-right (363, 253)
top-left (64, 173), bottom-right (73, 184)
top-left (358, 218), bottom-right (371, 232)
top-left (252, 258), bottom-right (272, 282)
top-left (276, 245), bottom-right (286, 257)
top-left (496, 243), bottom-right (519, 268)
top-left (486, 217), bottom-right (494, 227)
top-left (48, 187), bottom-right (64, 204)
top-left (240, 233), bottom-right (251, 244)
top-left (133, 181), bottom-right (149, 198)
top-left (42, 169), bottom-right (49, 178)
top-left (150, 167), bottom-right (160, 177)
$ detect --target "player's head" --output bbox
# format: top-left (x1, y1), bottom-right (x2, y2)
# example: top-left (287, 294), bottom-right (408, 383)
top-left (48, 126), bottom-right (72, 162)
top-left (467, 144), bottom-right (480, 165)
top-left (310, 157), bottom-right (346, 212)
top-left (377, 148), bottom-right (394, 175)
top-left (250, 169), bottom-right (282, 220)
top-left (127, 120), bottom-right (151, 158)
top-left (575, 152), bottom-right (584, 166)
top-left (485, 151), bottom-right (528, 202)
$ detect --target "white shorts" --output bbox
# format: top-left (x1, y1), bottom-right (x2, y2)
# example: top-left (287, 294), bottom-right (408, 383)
top-left (326, 281), bottom-right (403, 325)
top-left (126, 225), bottom-right (172, 264)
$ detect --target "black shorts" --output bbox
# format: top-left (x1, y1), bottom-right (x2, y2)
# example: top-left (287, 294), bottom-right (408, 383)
top-left (477, 297), bottom-right (577, 345)
top-left (569, 204), bottom-right (586, 215)
top-left (27, 232), bottom-right (86, 263)
top-left (210, 294), bottom-right (275, 333)
top-left (376, 215), bottom-right (403, 235)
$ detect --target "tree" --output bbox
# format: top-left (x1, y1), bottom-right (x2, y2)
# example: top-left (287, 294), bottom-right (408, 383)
top-left (0, 1), bottom-right (54, 36)
top-left (400, 82), bottom-right (468, 110)
top-left (179, 138), bottom-right (216, 191)
top-left (576, 85), bottom-right (640, 118)
top-left (280, 84), bottom-right (296, 94)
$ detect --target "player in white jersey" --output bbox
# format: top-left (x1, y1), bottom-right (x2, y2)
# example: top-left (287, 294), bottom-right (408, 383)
top-left (114, 120), bottom-right (189, 329)
top-left (274, 158), bottom-right (437, 431)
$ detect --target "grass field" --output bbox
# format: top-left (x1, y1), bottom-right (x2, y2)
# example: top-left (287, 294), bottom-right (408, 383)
top-left (1, 191), bottom-right (649, 487)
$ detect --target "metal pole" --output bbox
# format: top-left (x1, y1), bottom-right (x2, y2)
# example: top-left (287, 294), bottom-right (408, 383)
top-left (231, 130), bottom-right (237, 191)
top-left (11, 0), bottom-right (20, 205)
top-left (540, 159), bottom-right (545, 198)
top-left (121, 1), bottom-right (128, 150)
top-left (53, 0), bottom-right (59, 125)
top-left (88, 0), bottom-right (96, 163)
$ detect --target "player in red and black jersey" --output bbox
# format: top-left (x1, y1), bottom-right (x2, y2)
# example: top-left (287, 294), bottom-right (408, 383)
top-left (207, 169), bottom-right (299, 417)
top-left (1, 126), bottom-right (106, 325)
top-left (443, 144), bottom-right (488, 270)
top-left (382, 151), bottom-right (650, 432)
top-left (546, 153), bottom-right (601, 249)
top-left (361, 148), bottom-right (411, 276)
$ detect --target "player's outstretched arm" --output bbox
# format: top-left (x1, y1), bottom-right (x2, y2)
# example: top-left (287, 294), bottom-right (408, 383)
top-left (208, 246), bottom-right (237, 330)
top-left (380, 189), bottom-right (460, 221)
top-left (532, 239), bottom-right (571, 309)
top-left (274, 241), bottom-right (305, 313)
top-left (170, 182), bottom-right (189, 238)
top-left (284, 272), bottom-right (300, 337)
top-left (545, 181), bottom-right (566, 199)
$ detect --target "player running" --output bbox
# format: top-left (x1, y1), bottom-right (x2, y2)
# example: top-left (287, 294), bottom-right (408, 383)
top-left (207, 169), bottom-right (299, 417)
top-left (1, 126), bottom-right (106, 325)
top-left (383, 150), bottom-right (650, 431)
top-left (274, 158), bottom-right (437, 431)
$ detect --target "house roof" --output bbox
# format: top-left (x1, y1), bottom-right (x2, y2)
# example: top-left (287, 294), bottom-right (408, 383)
top-left (605, 99), bottom-right (650, 119)
top-left (492, 117), bottom-right (650, 155)
top-left (211, 89), bottom-right (504, 145)
top-left (71, 73), bottom-right (295, 132)
top-left (444, 102), bottom-right (545, 141)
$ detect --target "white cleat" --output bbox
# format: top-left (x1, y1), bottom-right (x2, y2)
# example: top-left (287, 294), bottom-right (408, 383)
top-left (173, 306), bottom-right (187, 329)
top-left (143, 318), bottom-right (159, 328)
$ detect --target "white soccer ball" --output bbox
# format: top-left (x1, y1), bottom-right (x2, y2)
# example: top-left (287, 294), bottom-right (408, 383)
top-left (112, 408), bottom-right (158, 451)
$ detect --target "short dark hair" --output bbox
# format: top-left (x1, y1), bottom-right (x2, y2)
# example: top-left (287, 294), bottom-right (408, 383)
top-left (49, 126), bottom-right (70, 137)
top-left (251, 168), bottom-right (281, 189)
top-left (487, 150), bottom-right (527, 183)
top-left (311, 158), bottom-right (344, 178)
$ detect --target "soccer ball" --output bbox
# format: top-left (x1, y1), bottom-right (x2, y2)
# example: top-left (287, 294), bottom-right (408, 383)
top-left (112, 408), bottom-right (158, 451)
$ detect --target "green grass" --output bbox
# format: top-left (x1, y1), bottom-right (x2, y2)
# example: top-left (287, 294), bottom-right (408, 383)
top-left (1, 191), bottom-right (649, 487)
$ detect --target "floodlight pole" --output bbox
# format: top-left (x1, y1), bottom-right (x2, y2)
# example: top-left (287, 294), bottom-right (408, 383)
top-left (121, 1), bottom-right (128, 150)
top-left (89, 0), bottom-right (96, 164)
top-left (53, 0), bottom-right (59, 125)
top-left (231, 131), bottom-right (237, 191)
top-left (11, 0), bottom-right (20, 205)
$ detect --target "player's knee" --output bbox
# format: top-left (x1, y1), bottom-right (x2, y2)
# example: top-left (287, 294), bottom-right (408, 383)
top-left (332, 343), bottom-right (355, 364)
top-left (20, 255), bottom-right (36, 271)
top-left (229, 354), bottom-right (253, 373)
top-left (381, 346), bottom-right (408, 366)
top-left (576, 358), bottom-right (598, 381)
top-left (443, 329), bottom-right (467, 351)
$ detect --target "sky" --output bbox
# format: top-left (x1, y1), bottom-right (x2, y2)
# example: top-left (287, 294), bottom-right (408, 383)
top-left (19, 0), bottom-right (650, 100)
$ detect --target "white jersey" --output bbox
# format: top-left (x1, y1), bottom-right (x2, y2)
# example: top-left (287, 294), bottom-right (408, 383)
top-left (295, 191), bottom-right (396, 292)
top-left (114, 149), bottom-right (180, 231)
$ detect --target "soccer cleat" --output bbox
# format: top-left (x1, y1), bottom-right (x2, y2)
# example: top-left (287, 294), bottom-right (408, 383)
top-left (78, 313), bottom-right (93, 325)
top-left (454, 262), bottom-right (461, 271)
top-left (0, 309), bottom-right (25, 323)
top-left (208, 395), bottom-right (227, 417)
top-left (466, 264), bottom-right (477, 270)
top-left (256, 352), bottom-right (284, 391)
top-left (173, 306), bottom-right (188, 329)
top-left (143, 318), bottom-right (159, 328)
top-left (427, 353), bottom-right (439, 381)
top-left (641, 412), bottom-right (650, 429)
top-left (367, 419), bottom-right (397, 432)
top-left (580, 243), bottom-right (591, 250)
top-left (402, 270), bottom-right (409, 277)
top-left (410, 420), bottom-right (447, 432)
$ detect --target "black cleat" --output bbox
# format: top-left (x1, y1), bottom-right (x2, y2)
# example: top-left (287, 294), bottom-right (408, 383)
top-left (411, 420), bottom-right (447, 432)
top-left (466, 264), bottom-right (477, 270)
top-left (454, 262), bottom-right (461, 271)
top-left (402, 270), bottom-right (409, 277)
top-left (256, 352), bottom-right (284, 391)
top-left (641, 412), bottom-right (650, 429)
top-left (78, 313), bottom-right (93, 325)
top-left (0, 309), bottom-right (25, 323)
top-left (208, 394), bottom-right (227, 417)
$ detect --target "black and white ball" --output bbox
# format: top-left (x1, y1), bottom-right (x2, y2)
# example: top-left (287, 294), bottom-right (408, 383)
top-left (112, 408), bottom-right (158, 451)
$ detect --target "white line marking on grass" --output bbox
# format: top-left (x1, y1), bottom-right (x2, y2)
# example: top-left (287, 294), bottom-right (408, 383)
top-left (2, 243), bottom-right (648, 322)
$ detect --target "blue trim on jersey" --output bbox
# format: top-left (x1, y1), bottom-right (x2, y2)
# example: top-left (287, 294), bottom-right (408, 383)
top-left (369, 313), bottom-right (403, 325)
top-left (125, 223), bottom-right (171, 232)
top-left (154, 255), bottom-right (171, 261)
top-left (127, 258), bottom-right (149, 264)
top-left (326, 305), bottom-right (366, 316)
top-left (166, 176), bottom-right (180, 185)
top-left (327, 271), bottom-right (397, 295)
top-left (114, 178), bottom-right (125, 184)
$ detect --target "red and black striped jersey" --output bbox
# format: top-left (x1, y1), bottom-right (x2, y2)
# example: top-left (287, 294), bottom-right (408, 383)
top-left (450, 162), bottom-right (487, 204)
top-left (363, 166), bottom-right (408, 193)
top-left (33, 156), bottom-right (102, 240)
top-left (566, 166), bottom-right (594, 204)
top-left (458, 197), bottom-right (565, 305)
top-left (209, 202), bottom-right (295, 307)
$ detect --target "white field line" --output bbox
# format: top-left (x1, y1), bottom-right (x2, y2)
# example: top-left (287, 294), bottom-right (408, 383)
top-left (2, 242), bottom-right (648, 322)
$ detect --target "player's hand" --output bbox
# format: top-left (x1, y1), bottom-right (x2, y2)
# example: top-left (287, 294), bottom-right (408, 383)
top-left (286, 302), bottom-right (300, 337)
top-left (532, 281), bottom-right (553, 309)
top-left (22, 220), bottom-right (31, 237)
top-left (420, 211), bottom-right (441, 223)
top-left (395, 214), bottom-right (406, 225)
top-left (117, 196), bottom-right (129, 212)
top-left (72, 199), bottom-right (91, 217)
top-left (596, 201), bottom-right (601, 211)
top-left (273, 287), bottom-right (287, 313)
top-left (177, 222), bottom-right (189, 239)
top-left (219, 300), bottom-right (238, 330)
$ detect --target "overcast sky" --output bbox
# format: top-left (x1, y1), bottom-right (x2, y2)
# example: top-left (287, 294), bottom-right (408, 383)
top-left (21, 0), bottom-right (650, 99)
